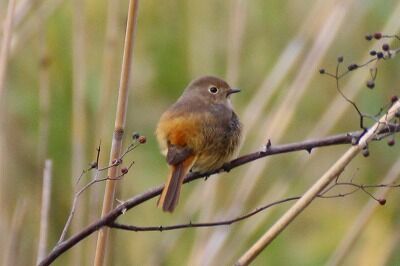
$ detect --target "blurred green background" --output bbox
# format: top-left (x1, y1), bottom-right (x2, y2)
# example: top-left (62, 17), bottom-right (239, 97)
top-left (1, 0), bottom-right (400, 265)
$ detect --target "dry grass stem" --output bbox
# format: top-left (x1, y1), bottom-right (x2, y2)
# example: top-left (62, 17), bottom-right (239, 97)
top-left (94, 1), bottom-right (139, 265)
top-left (10, 0), bottom-right (63, 56)
top-left (71, 0), bottom-right (87, 263)
top-left (0, 0), bottom-right (16, 100)
top-left (37, 7), bottom-right (51, 166)
top-left (235, 100), bottom-right (400, 266)
top-left (88, 0), bottom-right (120, 261)
top-left (225, 0), bottom-right (247, 85)
top-left (379, 225), bottom-right (400, 265)
top-left (2, 199), bottom-right (27, 266)
top-left (36, 160), bottom-right (53, 264)
top-left (0, 0), bottom-right (16, 252)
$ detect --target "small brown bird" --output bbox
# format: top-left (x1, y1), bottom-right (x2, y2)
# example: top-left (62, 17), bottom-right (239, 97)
top-left (156, 76), bottom-right (242, 212)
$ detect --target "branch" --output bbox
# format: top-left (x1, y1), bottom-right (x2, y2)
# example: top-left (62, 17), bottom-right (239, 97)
top-left (108, 178), bottom-right (399, 232)
top-left (39, 125), bottom-right (400, 266)
top-left (109, 197), bottom-right (301, 232)
top-left (235, 100), bottom-right (400, 266)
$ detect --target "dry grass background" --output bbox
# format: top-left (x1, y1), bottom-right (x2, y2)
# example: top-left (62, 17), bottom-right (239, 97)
top-left (0, 0), bottom-right (400, 265)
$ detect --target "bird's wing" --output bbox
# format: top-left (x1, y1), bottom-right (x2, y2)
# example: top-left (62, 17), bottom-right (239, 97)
top-left (166, 145), bottom-right (193, 165)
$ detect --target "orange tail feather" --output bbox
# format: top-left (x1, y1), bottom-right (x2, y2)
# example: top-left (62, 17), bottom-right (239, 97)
top-left (158, 156), bottom-right (195, 212)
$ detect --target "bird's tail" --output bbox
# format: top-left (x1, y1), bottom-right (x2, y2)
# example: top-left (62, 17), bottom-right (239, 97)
top-left (157, 156), bottom-right (195, 212)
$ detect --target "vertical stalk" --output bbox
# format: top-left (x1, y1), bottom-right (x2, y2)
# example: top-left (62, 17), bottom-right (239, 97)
top-left (37, 4), bottom-right (51, 167)
top-left (94, 1), bottom-right (139, 265)
top-left (36, 160), bottom-right (53, 264)
top-left (71, 0), bottom-right (87, 264)
top-left (89, 0), bottom-right (120, 230)
top-left (0, 0), bottom-right (16, 258)
top-left (88, 0), bottom-right (120, 263)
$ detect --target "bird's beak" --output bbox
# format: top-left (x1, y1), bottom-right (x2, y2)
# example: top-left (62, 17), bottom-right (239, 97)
top-left (227, 88), bottom-right (241, 96)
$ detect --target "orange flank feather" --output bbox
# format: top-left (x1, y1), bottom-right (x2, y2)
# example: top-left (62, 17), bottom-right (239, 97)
top-left (156, 114), bottom-right (204, 153)
top-left (156, 114), bottom-right (200, 212)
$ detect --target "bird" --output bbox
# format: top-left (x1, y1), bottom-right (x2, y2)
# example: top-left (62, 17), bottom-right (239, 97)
top-left (156, 75), bottom-right (242, 212)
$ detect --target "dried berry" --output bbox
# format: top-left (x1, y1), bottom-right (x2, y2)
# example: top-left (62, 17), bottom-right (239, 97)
top-left (132, 132), bottom-right (140, 140)
top-left (373, 32), bottom-right (382, 39)
top-left (378, 198), bottom-right (386, 205)
top-left (382, 43), bottom-right (390, 51)
top-left (391, 95), bottom-right (399, 103)
top-left (337, 56), bottom-right (344, 63)
top-left (112, 158), bottom-right (122, 166)
top-left (89, 161), bottom-right (98, 169)
top-left (366, 80), bottom-right (375, 89)
top-left (348, 64), bottom-right (358, 71)
top-left (387, 139), bottom-right (395, 146)
top-left (138, 136), bottom-right (147, 144)
top-left (365, 34), bottom-right (373, 41)
top-left (319, 68), bottom-right (325, 74)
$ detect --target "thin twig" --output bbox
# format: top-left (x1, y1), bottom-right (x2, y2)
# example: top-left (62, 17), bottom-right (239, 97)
top-left (110, 197), bottom-right (301, 232)
top-left (108, 179), bottom-right (398, 232)
top-left (235, 100), bottom-right (400, 266)
top-left (326, 158), bottom-right (400, 266)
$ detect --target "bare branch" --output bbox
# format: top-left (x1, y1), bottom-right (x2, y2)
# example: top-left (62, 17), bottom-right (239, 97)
top-left (235, 100), bottom-right (400, 266)
top-left (39, 124), bottom-right (400, 266)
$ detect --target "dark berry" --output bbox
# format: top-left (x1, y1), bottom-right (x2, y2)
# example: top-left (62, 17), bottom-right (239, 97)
top-left (366, 80), bottom-right (375, 89)
top-left (112, 158), bottom-right (122, 166)
top-left (365, 34), bottom-right (373, 41)
top-left (369, 50), bottom-right (377, 56)
top-left (377, 52), bottom-right (384, 59)
top-left (319, 68), bottom-right (325, 74)
top-left (391, 95), bottom-right (398, 103)
top-left (378, 198), bottom-right (386, 205)
top-left (337, 56), bottom-right (344, 63)
top-left (382, 43), bottom-right (390, 51)
top-left (132, 132), bottom-right (140, 140)
top-left (362, 148), bottom-right (370, 157)
top-left (373, 32), bottom-right (382, 39)
top-left (387, 139), bottom-right (395, 146)
top-left (89, 161), bottom-right (98, 169)
top-left (348, 64), bottom-right (358, 71)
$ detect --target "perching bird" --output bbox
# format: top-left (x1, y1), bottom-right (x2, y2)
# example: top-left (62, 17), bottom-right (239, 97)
top-left (156, 76), bottom-right (242, 212)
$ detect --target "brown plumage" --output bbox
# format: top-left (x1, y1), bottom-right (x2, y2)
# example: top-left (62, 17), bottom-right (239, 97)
top-left (156, 76), bottom-right (242, 212)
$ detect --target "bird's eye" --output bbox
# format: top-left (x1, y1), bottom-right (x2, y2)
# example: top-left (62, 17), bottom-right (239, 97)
top-left (208, 86), bottom-right (219, 94)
